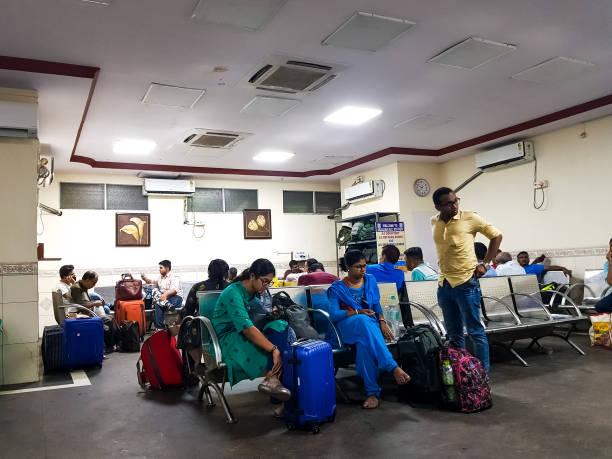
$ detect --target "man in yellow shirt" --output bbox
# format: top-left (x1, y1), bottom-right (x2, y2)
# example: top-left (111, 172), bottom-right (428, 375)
top-left (431, 187), bottom-right (502, 373)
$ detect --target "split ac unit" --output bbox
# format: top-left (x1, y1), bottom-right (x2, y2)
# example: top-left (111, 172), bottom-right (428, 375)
top-left (344, 180), bottom-right (385, 202)
top-left (476, 141), bottom-right (534, 171)
top-left (0, 95), bottom-right (38, 138)
top-left (143, 178), bottom-right (195, 196)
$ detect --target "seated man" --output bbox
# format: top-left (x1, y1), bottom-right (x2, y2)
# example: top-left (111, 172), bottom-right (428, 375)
top-left (595, 238), bottom-right (612, 313)
top-left (228, 267), bottom-right (238, 282)
top-left (283, 260), bottom-right (302, 279)
top-left (141, 260), bottom-right (183, 330)
top-left (516, 251), bottom-right (572, 279)
top-left (404, 247), bottom-right (439, 281)
top-left (70, 271), bottom-right (106, 316)
top-left (474, 243), bottom-right (497, 277)
top-left (366, 244), bottom-right (405, 291)
top-left (495, 252), bottom-right (526, 276)
top-left (298, 262), bottom-right (339, 286)
top-left (55, 264), bottom-right (76, 304)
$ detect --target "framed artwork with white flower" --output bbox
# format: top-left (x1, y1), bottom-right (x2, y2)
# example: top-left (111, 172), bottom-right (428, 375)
top-left (116, 213), bottom-right (150, 247)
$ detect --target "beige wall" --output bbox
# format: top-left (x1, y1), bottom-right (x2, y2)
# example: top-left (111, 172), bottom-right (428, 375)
top-left (0, 137), bottom-right (40, 385)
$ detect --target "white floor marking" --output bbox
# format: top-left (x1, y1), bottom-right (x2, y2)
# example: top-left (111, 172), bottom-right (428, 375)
top-left (0, 370), bottom-right (91, 396)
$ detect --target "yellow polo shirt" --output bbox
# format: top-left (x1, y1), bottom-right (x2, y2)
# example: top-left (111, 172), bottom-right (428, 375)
top-left (431, 210), bottom-right (501, 287)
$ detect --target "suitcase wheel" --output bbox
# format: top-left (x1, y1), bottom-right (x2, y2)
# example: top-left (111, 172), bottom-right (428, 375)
top-left (286, 422), bottom-right (296, 431)
top-left (312, 423), bottom-right (320, 434)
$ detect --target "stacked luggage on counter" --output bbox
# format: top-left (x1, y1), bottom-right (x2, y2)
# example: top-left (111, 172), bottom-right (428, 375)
top-left (42, 273), bottom-right (147, 373)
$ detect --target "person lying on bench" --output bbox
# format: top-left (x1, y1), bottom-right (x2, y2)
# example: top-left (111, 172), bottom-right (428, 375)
top-left (142, 260), bottom-right (183, 330)
top-left (211, 259), bottom-right (292, 414)
top-left (70, 271), bottom-right (106, 316)
top-left (328, 250), bottom-right (411, 409)
top-left (495, 252), bottom-right (526, 276)
top-left (516, 251), bottom-right (572, 279)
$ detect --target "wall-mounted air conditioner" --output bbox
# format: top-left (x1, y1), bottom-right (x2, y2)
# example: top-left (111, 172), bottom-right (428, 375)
top-left (476, 141), bottom-right (534, 171)
top-left (143, 178), bottom-right (195, 196)
top-left (0, 94), bottom-right (38, 138)
top-left (344, 180), bottom-right (385, 202)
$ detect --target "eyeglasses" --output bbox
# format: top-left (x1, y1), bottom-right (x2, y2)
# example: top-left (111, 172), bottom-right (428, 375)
top-left (441, 197), bottom-right (460, 207)
top-left (259, 277), bottom-right (272, 286)
top-left (350, 264), bottom-right (367, 270)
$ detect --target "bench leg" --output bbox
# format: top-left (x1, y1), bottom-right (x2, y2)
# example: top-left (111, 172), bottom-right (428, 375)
top-left (208, 381), bottom-right (238, 424)
top-left (551, 324), bottom-right (586, 356)
top-left (198, 382), bottom-right (215, 407)
top-left (492, 341), bottom-right (529, 367)
top-left (335, 379), bottom-right (352, 404)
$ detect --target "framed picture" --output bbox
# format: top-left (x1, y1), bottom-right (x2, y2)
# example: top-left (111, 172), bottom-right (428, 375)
top-left (116, 213), bottom-right (150, 247)
top-left (243, 209), bottom-right (272, 239)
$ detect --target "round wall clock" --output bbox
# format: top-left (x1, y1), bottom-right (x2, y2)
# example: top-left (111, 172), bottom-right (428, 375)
top-left (413, 178), bottom-right (431, 197)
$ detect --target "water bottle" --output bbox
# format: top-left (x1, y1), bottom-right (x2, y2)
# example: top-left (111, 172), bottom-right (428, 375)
top-left (442, 359), bottom-right (456, 402)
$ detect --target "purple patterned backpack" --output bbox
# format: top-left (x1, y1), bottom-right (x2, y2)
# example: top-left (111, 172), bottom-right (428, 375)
top-left (439, 346), bottom-right (492, 413)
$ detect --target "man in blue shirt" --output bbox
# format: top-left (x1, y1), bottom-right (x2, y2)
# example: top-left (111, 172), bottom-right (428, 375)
top-left (366, 244), bottom-right (405, 291)
top-left (516, 252), bottom-right (572, 279)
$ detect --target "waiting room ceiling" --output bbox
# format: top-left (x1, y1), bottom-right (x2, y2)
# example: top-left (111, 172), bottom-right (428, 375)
top-left (0, 0), bottom-right (611, 179)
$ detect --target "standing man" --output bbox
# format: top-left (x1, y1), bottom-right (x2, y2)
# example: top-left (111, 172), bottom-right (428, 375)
top-left (431, 187), bottom-right (502, 373)
top-left (142, 260), bottom-right (183, 330)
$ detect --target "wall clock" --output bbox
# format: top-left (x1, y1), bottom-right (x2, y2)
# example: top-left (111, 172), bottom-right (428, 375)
top-left (413, 178), bottom-right (430, 197)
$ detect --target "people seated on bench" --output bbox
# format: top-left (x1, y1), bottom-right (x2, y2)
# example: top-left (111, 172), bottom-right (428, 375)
top-left (70, 271), bottom-right (106, 315)
top-left (180, 258), bottom-right (230, 322)
top-left (327, 250), bottom-right (411, 409)
top-left (298, 262), bottom-right (339, 286)
top-left (141, 260), bottom-right (183, 330)
top-left (366, 244), bottom-right (405, 290)
top-left (516, 251), bottom-right (572, 279)
top-left (432, 186), bottom-right (502, 374)
top-left (474, 243), bottom-right (497, 277)
top-left (283, 259), bottom-right (302, 279)
top-left (211, 258), bottom-right (292, 405)
top-left (228, 267), bottom-right (238, 282)
top-left (495, 252), bottom-right (526, 276)
top-left (595, 238), bottom-right (612, 313)
top-left (404, 246), bottom-right (439, 281)
top-left (56, 264), bottom-right (76, 304)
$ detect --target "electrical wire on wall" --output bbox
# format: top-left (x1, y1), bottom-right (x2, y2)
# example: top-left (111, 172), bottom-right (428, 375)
top-left (183, 197), bottom-right (205, 239)
top-left (533, 155), bottom-right (545, 210)
top-left (37, 207), bottom-right (45, 236)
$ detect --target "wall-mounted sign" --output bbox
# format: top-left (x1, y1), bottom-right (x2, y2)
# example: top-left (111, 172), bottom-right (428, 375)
top-left (375, 222), bottom-right (406, 260)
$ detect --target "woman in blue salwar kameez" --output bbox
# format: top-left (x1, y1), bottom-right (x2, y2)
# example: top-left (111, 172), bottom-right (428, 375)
top-left (327, 250), bottom-right (411, 409)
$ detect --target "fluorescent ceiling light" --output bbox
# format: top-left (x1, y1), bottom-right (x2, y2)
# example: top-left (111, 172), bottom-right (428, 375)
top-left (429, 37), bottom-right (516, 70)
top-left (191, 0), bottom-right (287, 31)
top-left (322, 12), bottom-right (415, 52)
top-left (253, 150), bottom-right (294, 162)
top-left (324, 106), bottom-right (382, 126)
top-left (511, 57), bottom-right (595, 83)
top-left (113, 139), bottom-right (156, 155)
top-left (141, 83), bottom-right (205, 108)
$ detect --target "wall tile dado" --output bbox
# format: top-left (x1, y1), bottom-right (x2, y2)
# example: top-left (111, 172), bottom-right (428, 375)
top-left (2, 262), bottom-right (37, 275)
top-left (510, 246), bottom-right (607, 260)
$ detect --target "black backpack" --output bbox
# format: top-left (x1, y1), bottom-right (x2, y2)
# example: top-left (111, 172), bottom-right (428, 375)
top-left (102, 315), bottom-right (120, 352)
top-left (397, 324), bottom-right (443, 402)
top-left (119, 320), bottom-right (141, 352)
top-left (271, 291), bottom-right (320, 340)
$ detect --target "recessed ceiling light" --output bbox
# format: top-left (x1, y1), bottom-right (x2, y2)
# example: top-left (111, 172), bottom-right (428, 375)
top-left (322, 12), bottom-right (415, 52)
top-left (113, 139), bottom-right (156, 155)
top-left (511, 56), bottom-right (595, 83)
top-left (324, 106), bottom-right (382, 126)
top-left (142, 83), bottom-right (205, 109)
top-left (191, 0), bottom-right (287, 31)
top-left (429, 37), bottom-right (516, 70)
top-left (240, 96), bottom-right (300, 117)
top-left (253, 150), bottom-right (294, 162)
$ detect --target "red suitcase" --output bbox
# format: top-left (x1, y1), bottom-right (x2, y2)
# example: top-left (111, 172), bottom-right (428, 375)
top-left (115, 299), bottom-right (146, 338)
top-left (137, 330), bottom-right (183, 390)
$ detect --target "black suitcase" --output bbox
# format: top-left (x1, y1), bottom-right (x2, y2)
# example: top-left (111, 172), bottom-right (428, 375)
top-left (42, 325), bottom-right (64, 373)
top-left (397, 324), bottom-right (443, 402)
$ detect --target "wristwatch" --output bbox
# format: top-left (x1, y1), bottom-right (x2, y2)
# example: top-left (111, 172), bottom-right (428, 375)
top-left (477, 262), bottom-right (491, 270)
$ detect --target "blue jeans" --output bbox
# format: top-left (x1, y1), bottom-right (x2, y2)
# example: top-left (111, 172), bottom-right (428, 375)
top-left (154, 295), bottom-right (183, 329)
top-left (596, 293), bottom-right (612, 313)
top-left (437, 277), bottom-right (490, 373)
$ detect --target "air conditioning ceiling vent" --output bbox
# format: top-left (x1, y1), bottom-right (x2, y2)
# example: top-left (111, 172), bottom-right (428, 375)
top-left (183, 129), bottom-right (251, 149)
top-left (247, 58), bottom-right (339, 94)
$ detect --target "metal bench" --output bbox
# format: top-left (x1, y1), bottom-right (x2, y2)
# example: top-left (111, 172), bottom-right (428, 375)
top-left (550, 269), bottom-right (612, 313)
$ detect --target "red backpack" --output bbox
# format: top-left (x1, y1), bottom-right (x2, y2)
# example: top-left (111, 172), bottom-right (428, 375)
top-left (439, 346), bottom-right (492, 413)
top-left (137, 330), bottom-right (183, 390)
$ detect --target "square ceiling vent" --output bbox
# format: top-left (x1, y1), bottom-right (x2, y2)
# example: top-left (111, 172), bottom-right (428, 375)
top-left (240, 96), bottom-right (300, 116)
top-left (511, 57), bottom-right (595, 83)
top-left (183, 129), bottom-right (252, 149)
top-left (322, 12), bottom-right (415, 52)
top-left (309, 155), bottom-right (355, 167)
top-left (191, 0), bottom-right (287, 31)
top-left (394, 114), bottom-right (453, 130)
top-left (429, 37), bottom-right (516, 70)
top-left (142, 83), bottom-right (205, 108)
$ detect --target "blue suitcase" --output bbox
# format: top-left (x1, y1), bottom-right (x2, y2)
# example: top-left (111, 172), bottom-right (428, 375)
top-left (282, 339), bottom-right (336, 433)
top-left (63, 317), bottom-right (104, 368)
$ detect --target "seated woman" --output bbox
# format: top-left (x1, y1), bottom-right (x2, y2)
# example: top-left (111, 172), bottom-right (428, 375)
top-left (211, 258), bottom-right (292, 402)
top-left (328, 250), bottom-right (411, 409)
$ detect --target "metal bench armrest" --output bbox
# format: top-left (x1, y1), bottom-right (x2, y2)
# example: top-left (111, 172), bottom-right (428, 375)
top-left (404, 301), bottom-right (446, 336)
top-left (310, 308), bottom-right (344, 348)
top-left (59, 303), bottom-right (99, 317)
top-left (187, 315), bottom-right (224, 366)
top-left (481, 295), bottom-right (522, 325)
top-left (508, 292), bottom-right (554, 320)
top-left (553, 283), bottom-right (596, 305)
top-left (541, 291), bottom-right (583, 318)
